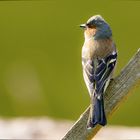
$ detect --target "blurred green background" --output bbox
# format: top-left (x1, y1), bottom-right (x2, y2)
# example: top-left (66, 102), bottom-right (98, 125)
top-left (0, 0), bottom-right (140, 126)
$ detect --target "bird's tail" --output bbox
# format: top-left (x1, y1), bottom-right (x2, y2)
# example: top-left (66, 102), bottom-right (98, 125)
top-left (87, 94), bottom-right (107, 129)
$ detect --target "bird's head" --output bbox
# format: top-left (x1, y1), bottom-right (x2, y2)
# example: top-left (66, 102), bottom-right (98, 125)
top-left (80, 15), bottom-right (112, 40)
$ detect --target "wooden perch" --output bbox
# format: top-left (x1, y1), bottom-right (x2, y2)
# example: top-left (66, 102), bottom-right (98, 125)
top-left (61, 49), bottom-right (140, 140)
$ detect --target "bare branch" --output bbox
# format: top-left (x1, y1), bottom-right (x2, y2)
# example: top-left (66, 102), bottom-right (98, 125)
top-left (61, 49), bottom-right (140, 140)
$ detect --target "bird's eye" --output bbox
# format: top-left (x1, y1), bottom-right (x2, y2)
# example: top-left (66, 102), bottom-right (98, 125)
top-left (87, 24), bottom-right (96, 29)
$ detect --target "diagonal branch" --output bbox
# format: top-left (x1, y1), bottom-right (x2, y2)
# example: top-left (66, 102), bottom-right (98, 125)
top-left (61, 49), bottom-right (140, 140)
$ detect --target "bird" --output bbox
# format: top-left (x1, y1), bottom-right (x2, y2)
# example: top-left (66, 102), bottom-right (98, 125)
top-left (80, 15), bottom-right (117, 129)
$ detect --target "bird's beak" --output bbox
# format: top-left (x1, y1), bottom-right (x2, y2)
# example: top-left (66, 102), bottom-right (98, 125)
top-left (80, 24), bottom-right (87, 29)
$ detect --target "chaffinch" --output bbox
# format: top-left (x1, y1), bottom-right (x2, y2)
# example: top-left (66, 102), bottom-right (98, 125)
top-left (80, 15), bottom-right (117, 129)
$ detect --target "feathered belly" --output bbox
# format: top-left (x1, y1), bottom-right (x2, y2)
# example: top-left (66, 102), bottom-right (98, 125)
top-left (82, 39), bottom-right (114, 59)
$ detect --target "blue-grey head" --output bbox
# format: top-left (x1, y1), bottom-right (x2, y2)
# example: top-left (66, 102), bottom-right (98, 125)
top-left (80, 15), bottom-right (112, 40)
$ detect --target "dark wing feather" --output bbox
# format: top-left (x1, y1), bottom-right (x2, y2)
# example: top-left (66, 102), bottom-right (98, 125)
top-left (95, 51), bottom-right (117, 98)
top-left (82, 51), bottom-right (117, 97)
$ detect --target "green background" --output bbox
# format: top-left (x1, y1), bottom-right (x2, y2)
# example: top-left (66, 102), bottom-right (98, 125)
top-left (0, 0), bottom-right (140, 126)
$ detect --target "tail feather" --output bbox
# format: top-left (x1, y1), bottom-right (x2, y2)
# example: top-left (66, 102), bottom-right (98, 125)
top-left (87, 95), bottom-right (107, 129)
